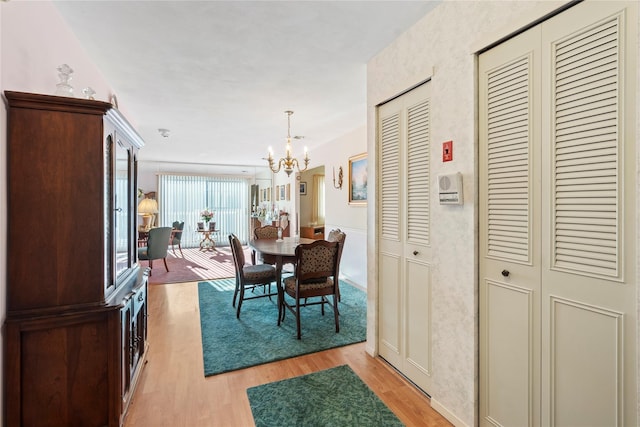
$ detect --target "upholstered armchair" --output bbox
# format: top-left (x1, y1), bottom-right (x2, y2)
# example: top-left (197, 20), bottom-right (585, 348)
top-left (138, 226), bottom-right (172, 275)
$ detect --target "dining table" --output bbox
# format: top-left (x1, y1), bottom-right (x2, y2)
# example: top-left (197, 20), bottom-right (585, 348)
top-left (249, 236), bottom-right (316, 324)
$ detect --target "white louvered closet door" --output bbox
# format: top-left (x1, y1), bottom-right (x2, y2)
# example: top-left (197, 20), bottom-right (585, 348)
top-left (479, 25), bottom-right (543, 427)
top-left (480, 2), bottom-right (637, 426)
top-left (540, 3), bottom-right (637, 425)
top-left (378, 82), bottom-right (432, 393)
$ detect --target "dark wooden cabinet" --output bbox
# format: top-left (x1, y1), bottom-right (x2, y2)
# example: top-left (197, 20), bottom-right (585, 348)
top-left (300, 225), bottom-right (325, 240)
top-left (3, 91), bottom-right (148, 426)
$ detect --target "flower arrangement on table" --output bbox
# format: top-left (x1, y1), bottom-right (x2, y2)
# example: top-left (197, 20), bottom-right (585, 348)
top-left (200, 209), bottom-right (215, 223)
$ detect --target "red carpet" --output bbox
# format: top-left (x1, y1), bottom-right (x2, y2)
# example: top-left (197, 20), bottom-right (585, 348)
top-left (145, 246), bottom-right (251, 285)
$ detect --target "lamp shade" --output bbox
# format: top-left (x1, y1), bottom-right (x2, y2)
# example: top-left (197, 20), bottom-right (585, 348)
top-left (138, 198), bottom-right (158, 214)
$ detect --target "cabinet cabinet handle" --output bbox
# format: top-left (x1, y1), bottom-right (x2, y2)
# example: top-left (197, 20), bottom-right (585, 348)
top-left (501, 269), bottom-right (510, 277)
top-left (413, 250), bottom-right (419, 256)
top-left (138, 293), bottom-right (144, 302)
top-left (114, 207), bottom-right (123, 212)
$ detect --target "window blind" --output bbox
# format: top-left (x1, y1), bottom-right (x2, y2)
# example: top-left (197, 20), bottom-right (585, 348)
top-left (157, 174), bottom-right (250, 247)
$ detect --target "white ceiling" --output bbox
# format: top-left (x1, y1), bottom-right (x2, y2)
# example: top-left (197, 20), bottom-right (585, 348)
top-left (52, 1), bottom-right (439, 173)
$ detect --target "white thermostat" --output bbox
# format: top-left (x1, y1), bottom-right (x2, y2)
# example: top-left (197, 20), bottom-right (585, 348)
top-left (438, 173), bottom-right (463, 205)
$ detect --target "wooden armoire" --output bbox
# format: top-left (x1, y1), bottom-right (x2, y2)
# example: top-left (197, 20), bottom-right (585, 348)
top-left (3, 91), bottom-right (149, 426)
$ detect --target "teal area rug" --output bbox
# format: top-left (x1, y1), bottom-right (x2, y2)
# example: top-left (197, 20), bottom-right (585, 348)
top-left (198, 278), bottom-right (366, 376)
top-left (247, 365), bottom-right (404, 427)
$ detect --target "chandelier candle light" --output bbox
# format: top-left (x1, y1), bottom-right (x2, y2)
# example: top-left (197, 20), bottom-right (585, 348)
top-left (267, 110), bottom-right (309, 176)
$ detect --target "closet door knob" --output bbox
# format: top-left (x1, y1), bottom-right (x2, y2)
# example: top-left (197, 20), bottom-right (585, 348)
top-left (501, 270), bottom-right (510, 277)
top-left (413, 250), bottom-right (419, 256)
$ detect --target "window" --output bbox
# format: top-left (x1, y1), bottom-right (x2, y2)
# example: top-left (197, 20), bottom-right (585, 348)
top-left (157, 174), bottom-right (250, 247)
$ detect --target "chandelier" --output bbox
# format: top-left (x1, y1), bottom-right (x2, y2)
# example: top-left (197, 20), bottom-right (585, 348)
top-left (267, 110), bottom-right (309, 176)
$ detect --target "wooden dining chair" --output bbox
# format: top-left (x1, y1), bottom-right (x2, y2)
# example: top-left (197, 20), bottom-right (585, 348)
top-left (327, 228), bottom-right (346, 301)
top-left (228, 233), bottom-right (278, 319)
top-left (251, 225), bottom-right (279, 265)
top-left (282, 240), bottom-right (341, 339)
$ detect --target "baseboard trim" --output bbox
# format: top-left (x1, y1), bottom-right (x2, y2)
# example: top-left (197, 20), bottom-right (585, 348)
top-left (430, 398), bottom-right (469, 427)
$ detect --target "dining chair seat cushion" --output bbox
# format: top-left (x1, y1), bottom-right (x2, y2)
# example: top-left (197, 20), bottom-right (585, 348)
top-left (138, 247), bottom-right (149, 259)
top-left (243, 264), bottom-right (277, 282)
top-left (284, 276), bottom-right (334, 293)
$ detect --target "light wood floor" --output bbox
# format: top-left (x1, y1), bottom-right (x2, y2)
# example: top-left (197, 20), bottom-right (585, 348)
top-left (124, 281), bottom-right (452, 427)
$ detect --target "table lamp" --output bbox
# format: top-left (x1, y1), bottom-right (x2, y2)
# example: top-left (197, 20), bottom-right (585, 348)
top-left (138, 198), bottom-right (158, 231)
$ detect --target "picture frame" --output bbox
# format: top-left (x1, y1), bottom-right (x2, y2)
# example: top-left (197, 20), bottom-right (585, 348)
top-left (280, 185), bottom-right (285, 200)
top-left (197, 222), bottom-right (204, 231)
top-left (286, 183), bottom-right (291, 201)
top-left (276, 185), bottom-right (280, 201)
top-left (300, 181), bottom-right (307, 195)
top-left (349, 153), bottom-right (368, 205)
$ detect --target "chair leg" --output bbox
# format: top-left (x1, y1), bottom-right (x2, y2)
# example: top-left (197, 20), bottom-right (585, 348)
top-left (279, 289), bottom-right (286, 325)
top-left (237, 286), bottom-right (245, 319)
top-left (296, 296), bottom-right (302, 340)
top-left (178, 243), bottom-right (183, 257)
top-left (148, 259), bottom-right (153, 275)
top-left (232, 278), bottom-right (239, 308)
top-left (333, 294), bottom-right (340, 333)
top-left (163, 257), bottom-right (169, 272)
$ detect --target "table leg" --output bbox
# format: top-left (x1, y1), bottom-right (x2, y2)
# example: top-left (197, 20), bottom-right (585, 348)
top-left (199, 231), bottom-right (216, 251)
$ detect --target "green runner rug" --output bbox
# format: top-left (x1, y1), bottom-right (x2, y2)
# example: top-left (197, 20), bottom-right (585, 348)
top-left (198, 279), bottom-right (366, 376)
top-left (247, 365), bottom-right (404, 427)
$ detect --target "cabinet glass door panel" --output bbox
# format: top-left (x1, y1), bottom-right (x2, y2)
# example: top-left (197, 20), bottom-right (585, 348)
top-left (115, 138), bottom-right (131, 277)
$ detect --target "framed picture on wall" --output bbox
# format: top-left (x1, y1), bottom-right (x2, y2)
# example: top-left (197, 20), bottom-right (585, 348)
top-left (280, 185), bottom-right (285, 200)
top-left (349, 153), bottom-right (367, 205)
top-left (286, 183), bottom-right (291, 201)
top-left (276, 185), bottom-right (280, 201)
top-left (300, 182), bottom-right (307, 195)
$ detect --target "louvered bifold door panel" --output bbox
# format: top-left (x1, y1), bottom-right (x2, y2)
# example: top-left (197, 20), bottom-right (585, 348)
top-left (380, 113), bottom-right (400, 240)
top-left (406, 100), bottom-right (430, 245)
top-left (486, 55), bottom-right (532, 263)
top-left (552, 15), bottom-right (621, 279)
